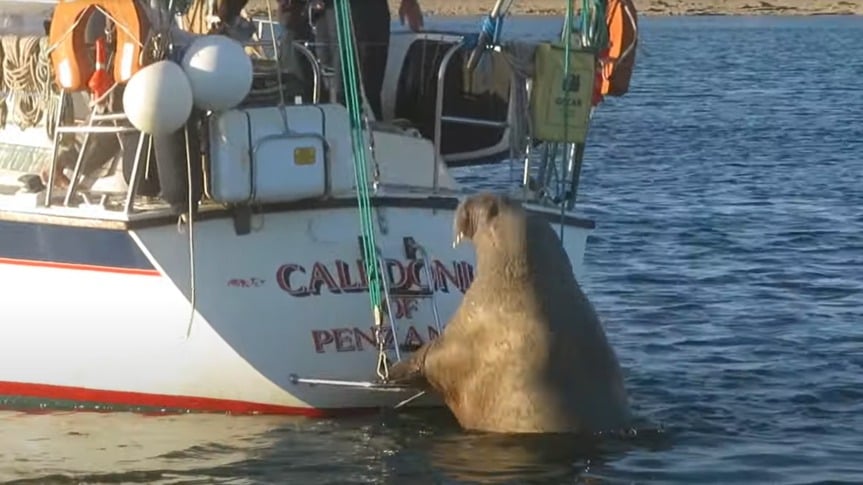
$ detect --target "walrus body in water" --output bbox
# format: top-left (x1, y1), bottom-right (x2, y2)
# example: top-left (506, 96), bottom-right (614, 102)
top-left (387, 193), bottom-right (632, 434)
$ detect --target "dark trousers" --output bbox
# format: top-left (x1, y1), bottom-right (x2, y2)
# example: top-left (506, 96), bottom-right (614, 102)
top-left (313, 0), bottom-right (390, 120)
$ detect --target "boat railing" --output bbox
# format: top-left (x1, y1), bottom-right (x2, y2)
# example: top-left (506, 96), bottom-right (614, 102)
top-left (254, 26), bottom-right (579, 211)
top-left (12, 22), bottom-right (584, 220)
top-left (243, 37), bottom-right (324, 104)
top-left (247, 18), bottom-right (344, 107)
top-left (38, 27), bottom-right (338, 215)
top-left (431, 40), bottom-right (513, 192)
top-left (439, 34), bottom-right (595, 215)
top-left (41, 90), bottom-right (155, 213)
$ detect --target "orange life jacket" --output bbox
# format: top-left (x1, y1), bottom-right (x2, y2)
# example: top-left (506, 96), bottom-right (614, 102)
top-left (48, 0), bottom-right (150, 92)
top-left (599, 0), bottom-right (638, 97)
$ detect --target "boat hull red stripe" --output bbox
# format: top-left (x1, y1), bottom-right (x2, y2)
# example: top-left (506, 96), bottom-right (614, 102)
top-left (0, 381), bottom-right (372, 417)
top-left (0, 257), bottom-right (160, 276)
top-left (0, 220), bottom-right (156, 271)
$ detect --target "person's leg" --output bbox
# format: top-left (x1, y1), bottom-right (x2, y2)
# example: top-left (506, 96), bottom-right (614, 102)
top-left (312, 0), bottom-right (390, 120)
top-left (349, 0), bottom-right (390, 121)
top-left (278, 0), bottom-right (314, 86)
top-left (311, 5), bottom-right (341, 105)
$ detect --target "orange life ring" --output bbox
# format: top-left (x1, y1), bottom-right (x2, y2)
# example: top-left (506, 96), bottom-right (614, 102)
top-left (599, 0), bottom-right (638, 97)
top-left (48, 0), bottom-right (150, 92)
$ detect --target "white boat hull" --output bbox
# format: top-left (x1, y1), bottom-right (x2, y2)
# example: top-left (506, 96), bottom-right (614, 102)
top-left (0, 201), bottom-right (592, 415)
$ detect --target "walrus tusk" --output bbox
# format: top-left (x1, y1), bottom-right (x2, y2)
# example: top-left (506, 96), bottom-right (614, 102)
top-left (453, 232), bottom-right (464, 248)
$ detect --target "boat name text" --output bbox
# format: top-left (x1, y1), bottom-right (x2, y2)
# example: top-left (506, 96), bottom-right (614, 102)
top-left (312, 325), bottom-right (440, 354)
top-left (276, 259), bottom-right (474, 297)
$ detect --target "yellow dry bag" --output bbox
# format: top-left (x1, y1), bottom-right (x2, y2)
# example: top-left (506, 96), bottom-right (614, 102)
top-left (530, 43), bottom-right (596, 144)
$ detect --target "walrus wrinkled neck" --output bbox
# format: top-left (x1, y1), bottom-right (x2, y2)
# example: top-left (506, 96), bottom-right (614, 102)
top-left (473, 220), bottom-right (532, 282)
top-left (477, 250), bottom-right (531, 281)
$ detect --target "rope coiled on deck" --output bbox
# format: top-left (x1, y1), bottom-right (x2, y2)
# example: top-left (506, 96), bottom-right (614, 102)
top-left (0, 35), bottom-right (56, 131)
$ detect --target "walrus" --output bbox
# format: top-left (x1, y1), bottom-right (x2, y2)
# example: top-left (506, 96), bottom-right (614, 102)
top-left (386, 192), bottom-right (632, 434)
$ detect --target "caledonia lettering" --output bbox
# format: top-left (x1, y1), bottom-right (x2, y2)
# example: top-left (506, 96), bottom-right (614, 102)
top-left (276, 259), bottom-right (474, 297)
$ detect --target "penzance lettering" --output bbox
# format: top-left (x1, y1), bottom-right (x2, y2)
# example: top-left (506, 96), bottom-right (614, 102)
top-left (311, 325), bottom-right (441, 354)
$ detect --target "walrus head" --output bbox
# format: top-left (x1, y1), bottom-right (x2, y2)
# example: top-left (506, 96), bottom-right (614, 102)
top-left (453, 192), bottom-right (522, 248)
top-left (453, 192), bottom-right (554, 281)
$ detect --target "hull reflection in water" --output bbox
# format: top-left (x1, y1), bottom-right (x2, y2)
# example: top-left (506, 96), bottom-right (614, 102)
top-left (0, 412), bottom-right (290, 482)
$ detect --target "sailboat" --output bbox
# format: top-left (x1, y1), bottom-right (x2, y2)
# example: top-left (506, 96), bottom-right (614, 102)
top-left (0, 0), bottom-right (637, 415)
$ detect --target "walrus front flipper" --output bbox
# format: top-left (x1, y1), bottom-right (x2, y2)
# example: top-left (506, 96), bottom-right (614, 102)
top-left (387, 343), bottom-right (433, 388)
top-left (390, 329), bottom-right (475, 399)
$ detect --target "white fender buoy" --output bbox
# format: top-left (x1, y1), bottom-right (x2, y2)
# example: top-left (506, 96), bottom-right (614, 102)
top-left (123, 60), bottom-right (193, 136)
top-left (181, 34), bottom-right (253, 112)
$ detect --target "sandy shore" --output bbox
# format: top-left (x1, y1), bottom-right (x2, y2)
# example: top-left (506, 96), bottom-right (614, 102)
top-left (405, 0), bottom-right (863, 16)
top-left (247, 0), bottom-right (862, 17)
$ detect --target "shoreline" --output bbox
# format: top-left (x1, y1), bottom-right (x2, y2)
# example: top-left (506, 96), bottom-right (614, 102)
top-left (246, 1), bottom-right (863, 18)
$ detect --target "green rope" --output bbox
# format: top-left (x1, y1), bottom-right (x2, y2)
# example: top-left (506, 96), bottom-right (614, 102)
top-left (333, 1), bottom-right (384, 316)
top-left (578, 0), bottom-right (609, 51)
top-left (556, 0), bottom-right (575, 240)
top-left (562, 0), bottom-right (575, 144)
top-left (557, 0), bottom-right (608, 238)
top-left (559, 0), bottom-right (608, 146)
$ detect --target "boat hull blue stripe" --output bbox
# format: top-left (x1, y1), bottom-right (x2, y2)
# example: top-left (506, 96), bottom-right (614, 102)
top-left (0, 220), bottom-right (155, 270)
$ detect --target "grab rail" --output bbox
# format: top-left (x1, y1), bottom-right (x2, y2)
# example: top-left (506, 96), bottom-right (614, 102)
top-left (432, 40), bottom-right (513, 193)
top-left (244, 39), bottom-right (323, 104)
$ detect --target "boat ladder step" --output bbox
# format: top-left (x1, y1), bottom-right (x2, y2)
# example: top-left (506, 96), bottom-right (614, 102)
top-left (287, 374), bottom-right (416, 392)
top-left (46, 93), bottom-right (148, 212)
top-left (370, 236), bottom-right (444, 362)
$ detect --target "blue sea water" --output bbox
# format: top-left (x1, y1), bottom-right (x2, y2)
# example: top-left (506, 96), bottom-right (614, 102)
top-left (2, 14), bottom-right (862, 485)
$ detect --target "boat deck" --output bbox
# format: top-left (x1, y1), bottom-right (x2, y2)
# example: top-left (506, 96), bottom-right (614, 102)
top-left (0, 177), bottom-right (594, 230)
top-left (0, 176), bottom-right (465, 226)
